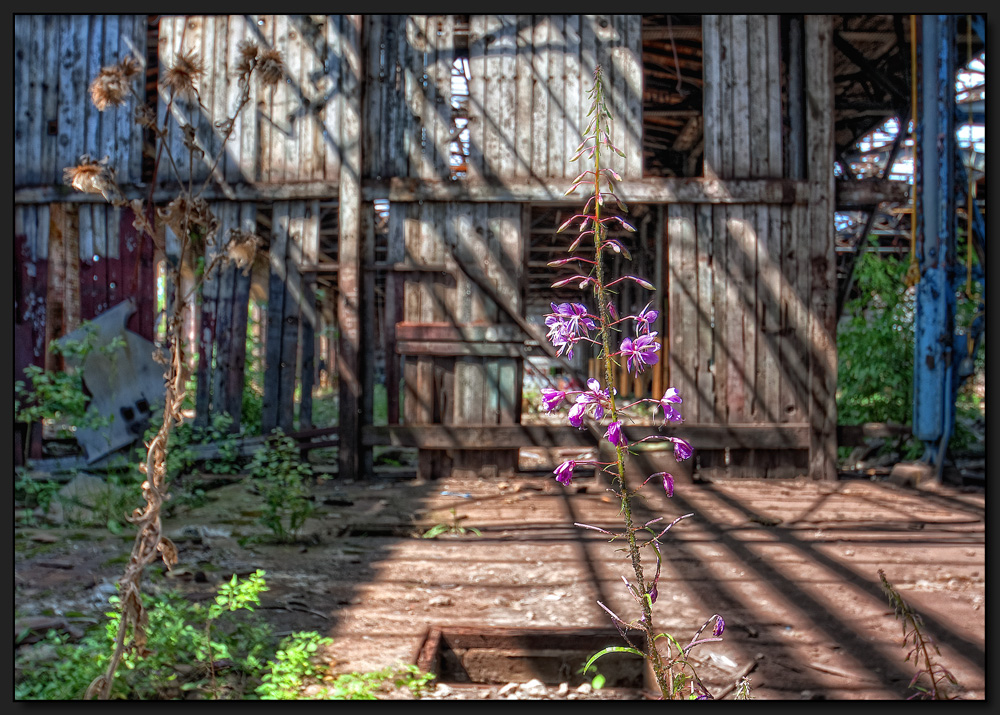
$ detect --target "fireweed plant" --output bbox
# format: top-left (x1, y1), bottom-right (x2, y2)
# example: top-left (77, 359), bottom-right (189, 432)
top-left (542, 67), bottom-right (726, 700)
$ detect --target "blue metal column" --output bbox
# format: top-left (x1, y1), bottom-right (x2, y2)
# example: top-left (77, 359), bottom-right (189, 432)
top-left (912, 15), bottom-right (957, 473)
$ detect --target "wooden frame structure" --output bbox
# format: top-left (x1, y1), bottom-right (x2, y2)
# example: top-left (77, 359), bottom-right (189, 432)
top-left (15, 14), bottom-right (852, 479)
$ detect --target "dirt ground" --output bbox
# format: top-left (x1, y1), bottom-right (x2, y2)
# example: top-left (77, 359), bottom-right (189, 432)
top-left (14, 451), bottom-right (985, 701)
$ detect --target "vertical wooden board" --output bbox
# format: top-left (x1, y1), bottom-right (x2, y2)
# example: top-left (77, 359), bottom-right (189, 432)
top-left (492, 203), bottom-right (522, 316)
top-left (718, 15), bottom-right (734, 178)
top-left (156, 16), bottom-right (181, 186)
top-left (766, 15), bottom-right (783, 179)
top-left (363, 14), bottom-right (383, 180)
top-left (20, 17), bottom-right (41, 185)
top-left (667, 204), bottom-right (697, 419)
top-left (253, 15), bottom-right (273, 183)
top-left (96, 15), bottom-right (120, 175)
top-left (262, 201), bottom-right (289, 432)
top-left (125, 15), bottom-right (147, 183)
top-left (76, 204), bottom-right (96, 321)
top-left (298, 200), bottom-right (321, 430)
top-left (210, 203), bottom-right (234, 421)
top-left (730, 15), bottom-right (750, 178)
top-left (514, 15), bottom-right (534, 178)
top-left (239, 15), bottom-right (260, 182)
top-left (105, 206), bottom-right (121, 313)
top-left (12, 17), bottom-right (30, 184)
top-left (433, 15), bottom-right (455, 179)
top-left (562, 15), bottom-right (582, 176)
top-left (271, 14), bottom-right (291, 184)
top-left (403, 211), bottom-right (422, 323)
top-left (747, 14), bottom-right (768, 178)
top-left (289, 16), bottom-right (310, 182)
top-left (193, 15), bottom-right (215, 186)
top-left (40, 16), bottom-right (61, 186)
top-left (740, 206), bottom-right (758, 421)
top-left (466, 15), bottom-right (487, 180)
top-left (83, 15), bottom-right (103, 174)
top-left (223, 202), bottom-right (256, 427)
top-left (388, 15), bottom-right (409, 180)
top-left (701, 15), bottom-right (721, 180)
top-left (710, 205), bottom-right (728, 424)
top-left (212, 15), bottom-right (230, 185)
top-left (695, 203), bottom-right (715, 423)
top-left (485, 15), bottom-right (508, 180)
top-left (385, 202), bottom-right (405, 424)
top-left (404, 15), bottom-right (427, 179)
top-left (224, 15), bottom-right (243, 183)
top-left (194, 204), bottom-right (221, 426)
top-left (57, 16), bottom-right (87, 179)
top-left (531, 16), bottom-right (549, 180)
top-left (805, 15), bottom-right (837, 480)
top-left (280, 200), bottom-right (307, 431)
top-left (546, 15), bottom-right (565, 180)
top-left (624, 14), bottom-right (642, 178)
top-left (496, 15), bottom-right (518, 180)
top-left (781, 203), bottom-right (809, 423)
top-left (470, 203), bottom-right (492, 323)
top-left (753, 204), bottom-right (779, 424)
top-left (321, 14), bottom-right (342, 182)
top-left (724, 206), bottom-right (746, 422)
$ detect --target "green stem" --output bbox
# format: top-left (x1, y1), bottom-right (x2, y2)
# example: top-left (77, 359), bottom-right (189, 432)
top-left (589, 75), bottom-right (672, 698)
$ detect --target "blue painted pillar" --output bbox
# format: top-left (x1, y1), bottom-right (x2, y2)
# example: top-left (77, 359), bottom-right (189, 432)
top-left (912, 15), bottom-right (957, 464)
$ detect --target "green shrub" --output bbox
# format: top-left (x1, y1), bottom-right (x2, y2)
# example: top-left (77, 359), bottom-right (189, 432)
top-left (247, 429), bottom-right (315, 543)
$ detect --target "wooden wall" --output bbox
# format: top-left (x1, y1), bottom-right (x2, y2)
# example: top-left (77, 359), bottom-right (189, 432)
top-left (363, 15), bottom-right (643, 183)
top-left (14, 15), bottom-right (147, 187)
top-left (155, 15), bottom-right (348, 187)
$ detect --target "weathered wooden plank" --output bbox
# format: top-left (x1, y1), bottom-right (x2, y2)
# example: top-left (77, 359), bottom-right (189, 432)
top-left (710, 205), bottom-right (728, 425)
top-left (766, 15), bottom-right (783, 178)
top-left (338, 15), bottom-right (367, 478)
top-left (223, 202), bottom-right (256, 428)
top-left (236, 14), bottom-right (259, 183)
top-left (57, 16), bottom-right (88, 179)
top-left (695, 202), bottom-right (715, 423)
top-left (385, 202), bottom-right (405, 424)
top-left (782, 202), bottom-right (811, 424)
top-left (530, 16), bottom-right (549, 180)
top-left (562, 15), bottom-right (582, 178)
top-left (262, 201), bottom-right (289, 432)
top-left (40, 16), bottom-right (62, 186)
top-left (805, 15), bottom-right (837, 481)
top-left (195, 202), bottom-right (223, 427)
top-left (748, 14), bottom-right (768, 178)
top-left (209, 203), bottom-right (236, 425)
top-left (386, 15), bottom-right (408, 181)
top-left (725, 205), bottom-right (747, 428)
top-left (719, 15), bottom-right (734, 178)
top-left (278, 200), bottom-right (306, 431)
top-left (667, 204), bottom-right (698, 419)
top-left (83, 15), bottom-right (104, 176)
top-left (298, 199), bottom-right (321, 430)
top-left (756, 204), bottom-right (781, 423)
top-left (700, 15), bottom-right (721, 180)
top-left (730, 15), bottom-right (750, 178)
top-left (514, 16), bottom-right (534, 179)
top-left (403, 15), bottom-right (426, 179)
top-left (625, 14), bottom-right (642, 178)
top-left (364, 423), bottom-right (812, 450)
top-left (272, 14), bottom-right (291, 184)
top-left (546, 15), bottom-right (565, 180)
top-left (13, 16), bottom-right (30, 183)
top-left (496, 15), bottom-right (518, 180)
top-left (396, 322), bottom-right (525, 343)
top-left (484, 14), bottom-right (508, 179)
top-left (466, 15), bottom-right (487, 180)
top-left (431, 15), bottom-right (454, 179)
top-left (363, 14), bottom-right (383, 181)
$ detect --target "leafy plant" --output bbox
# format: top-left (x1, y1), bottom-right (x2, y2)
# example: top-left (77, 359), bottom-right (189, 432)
top-left (247, 429), bottom-right (315, 543)
top-left (878, 568), bottom-right (959, 700)
top-left (421, 507), bottom-right (481, 539)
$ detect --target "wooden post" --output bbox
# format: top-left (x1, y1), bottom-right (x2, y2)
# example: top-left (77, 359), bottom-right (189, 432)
top-left (338, 15), bottom-right (369, 480)
top-left (804, 15), bottom-right (837, 481)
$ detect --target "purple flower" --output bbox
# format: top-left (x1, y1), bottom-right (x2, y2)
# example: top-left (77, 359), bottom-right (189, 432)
top-left (541, 389), bottom-right (566, 412)
top-left (632, 302), bottom-right (659, 335)
top-left (659, 387), bottom-right (684, 424)
top-left (544, 302), bottom-right (596, 359)
top-left (605, 420), bottom-right (627, 447)
top-left (661, 472), bottom-right (674, 497)
top-left (648, 583), bottom-right (658, 604)
top-left (712, 614), bottom-right (725, 637)
top-left (671, 437), bottom-right (693, 461)
top-left (554, 459), bottom-right (576, 486)
top-left (568, 378), bottom-right (609, 428)
top-left (619, 332), bottom-right (660, 376)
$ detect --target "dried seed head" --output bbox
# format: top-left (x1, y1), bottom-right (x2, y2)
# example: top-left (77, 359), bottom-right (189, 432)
top-left (162, 49), bottom-right (204, 99)
top-left (225, 229), bottom-right (263, 276)
top-left (257, 47), bottom-right (285, 87)
top-left (63, 155), bottom-right (120, 202)
top-left (90, 67), bottom-right (129, 111)
top-left (157, 195), bottom-right (219, 247)
top-left (236, 39), bottom-right (259, 76)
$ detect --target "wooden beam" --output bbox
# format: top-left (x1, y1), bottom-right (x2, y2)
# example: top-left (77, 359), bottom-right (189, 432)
top-left (362, 423), bottom-right (811, 450)
top-left (337, 15), bottom-right (369, 480)
top-left (805, 16), bottom-right (838, 482)
top-left (835, 178), bottom-right (910, 208)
